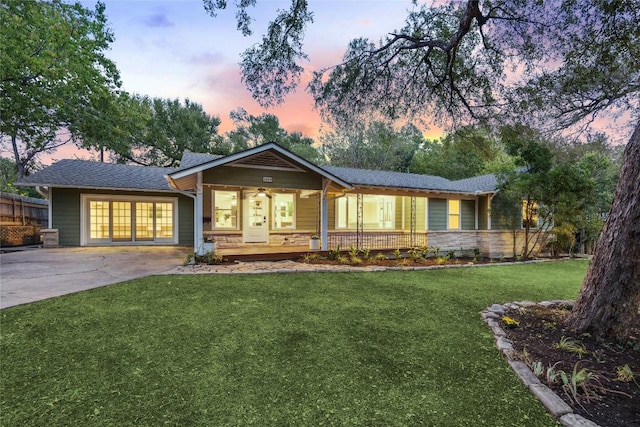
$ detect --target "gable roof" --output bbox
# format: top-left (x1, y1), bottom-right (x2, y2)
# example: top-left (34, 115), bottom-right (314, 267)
top-left (16, 159), bottom-right (174, 192)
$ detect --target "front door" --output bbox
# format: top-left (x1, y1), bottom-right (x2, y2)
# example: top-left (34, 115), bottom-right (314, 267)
top-left (243, 191), bottom-right (269, 243)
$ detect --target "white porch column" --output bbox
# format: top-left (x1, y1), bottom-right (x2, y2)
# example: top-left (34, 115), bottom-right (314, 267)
top-left (195, 171), bottom-right (204, 255)
top-left (321, 179), bottom-right (331, 250)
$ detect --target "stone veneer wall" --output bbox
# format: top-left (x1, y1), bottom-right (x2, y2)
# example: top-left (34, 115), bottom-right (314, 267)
top-left (427, 230), bottom-right (552, 258)
top-left (209, 230), bottom-right (552, 257)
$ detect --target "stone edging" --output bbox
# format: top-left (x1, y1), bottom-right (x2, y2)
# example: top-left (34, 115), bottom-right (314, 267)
top-left (481, 301), bottom-right (600, 427)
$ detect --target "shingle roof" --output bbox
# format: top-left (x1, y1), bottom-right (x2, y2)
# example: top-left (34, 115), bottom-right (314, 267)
top-left (324, 166), bottom-right (455, 191)
top-left (16, 159), bottom-right (174, 192)
top-left (324, 166), bottom-right (498, 193)
top-left (17, 152), bottom-right (500, 194)
top-left (451, 173), bottom-right (498, 193)
top-left (177, 151), bottom-right (222, 170)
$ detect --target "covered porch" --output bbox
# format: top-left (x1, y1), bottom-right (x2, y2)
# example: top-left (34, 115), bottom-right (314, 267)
top-left (165, 144), bottom-right (353, 255)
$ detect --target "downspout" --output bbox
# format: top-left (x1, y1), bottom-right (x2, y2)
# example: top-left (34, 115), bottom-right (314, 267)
top-left (165, 175), bottom-right (198, 254)
top-left (36, 186), bottom-right (52, 228)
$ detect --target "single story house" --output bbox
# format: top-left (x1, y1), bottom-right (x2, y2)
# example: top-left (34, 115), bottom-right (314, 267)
top-left (17, 142), bottom-right (540, 257)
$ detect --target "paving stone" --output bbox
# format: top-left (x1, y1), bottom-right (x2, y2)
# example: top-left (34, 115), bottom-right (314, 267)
top-left (530, 384), bottom-right (573, 418)
top-left (514, 300), bottom-right (537, 307)
top-left (508, 360), bottom-right (542, 388)
top-left (489, 303), bottom-right (507, 314)
top-left (559, 413), bottom-right (600, 427)
top-left (491, 325), bottom-right (506, 337)
top-left (482, 311), bottom-right (501, 320)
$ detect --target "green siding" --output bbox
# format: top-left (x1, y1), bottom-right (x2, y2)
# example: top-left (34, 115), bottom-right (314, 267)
top-left (203, 166), bottom-right (322, 190)
top-left (428, 198), bottom-right (447, 230)
top-left (461, 199), bottom-right (476, 230)
top-left (478, 196), bottom-right (488, 230)
top-left (52, 188), bottom-right (81, 246)
top-left (178, 197), bottom-right (194, 245)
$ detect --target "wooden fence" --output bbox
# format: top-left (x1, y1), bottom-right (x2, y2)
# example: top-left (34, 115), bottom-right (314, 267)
top-left (0, 192), bottom-right (48, 247)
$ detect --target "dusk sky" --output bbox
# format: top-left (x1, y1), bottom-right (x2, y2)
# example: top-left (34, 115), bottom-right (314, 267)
top-left (21, 0), bottom-right (629, 165)
top-left (82, 0), bottom-right (424, 137)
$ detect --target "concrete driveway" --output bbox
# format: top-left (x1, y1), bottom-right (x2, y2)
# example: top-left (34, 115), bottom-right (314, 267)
top-left (0, 246), bottom-right (189, 309)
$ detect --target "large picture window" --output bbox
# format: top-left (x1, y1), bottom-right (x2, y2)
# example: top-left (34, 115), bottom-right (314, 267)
top-left (213, 190), bottom-right (238, 229)
top-left (336, 194), bottom-right (395, 230)
top-left (273, 193), bottom-right (295, 229)
top-left (83, 195), bottom-right (177, 245)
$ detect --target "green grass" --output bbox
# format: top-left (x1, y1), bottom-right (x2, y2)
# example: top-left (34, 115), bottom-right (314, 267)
top-left (1, 260), bottom-right (588, 426)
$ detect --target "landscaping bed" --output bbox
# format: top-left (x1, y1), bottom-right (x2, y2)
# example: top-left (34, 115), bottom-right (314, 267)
top-left (503, 304), bottom-right (640, 426)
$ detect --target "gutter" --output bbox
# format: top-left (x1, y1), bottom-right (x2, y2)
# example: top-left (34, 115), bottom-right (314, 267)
top-left (35, 186), bottom-right (49, 199)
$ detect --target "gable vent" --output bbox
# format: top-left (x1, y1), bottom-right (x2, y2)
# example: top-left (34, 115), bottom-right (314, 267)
top-left (230, 151), bottom-right (303, 171)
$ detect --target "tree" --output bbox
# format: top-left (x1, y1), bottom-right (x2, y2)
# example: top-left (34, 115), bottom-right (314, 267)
top-left (321, 122), bottom-right (421, 171)
top-left (410, 126), bottom-right (503, 179)
top-left (205, 1), bottom-right (638, 133)
top-left (111, 97), bottom-right (221, 167)
top-left (0, 157), bottom-right (40, 198)
top-left (565, 123), bottom-right (640, 340)
top-left (0, 0), bottom-right (121, 178)
top-left (223, 108), bottom-right (321, 162)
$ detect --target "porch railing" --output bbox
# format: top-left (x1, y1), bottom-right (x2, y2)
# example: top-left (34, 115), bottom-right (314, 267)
top-left (326, 232), bottom-right (427, 250)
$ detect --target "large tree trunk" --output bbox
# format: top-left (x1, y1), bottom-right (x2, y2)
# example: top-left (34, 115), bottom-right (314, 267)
top-left (11, 135), bottom-right (25, 180)
top-left (565, 123), bottom-right (640, 341)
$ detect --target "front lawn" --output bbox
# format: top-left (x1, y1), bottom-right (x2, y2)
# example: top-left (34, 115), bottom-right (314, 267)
top-left (1, 260), bottom-right (588, 426)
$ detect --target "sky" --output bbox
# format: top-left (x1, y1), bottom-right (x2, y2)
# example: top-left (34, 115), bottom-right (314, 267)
top-left (10, 0), bottom-right (630, 165)
top-left (86, 1), bottom-right (428, 134)
top-left (36, 0), bottom-right (431, 162)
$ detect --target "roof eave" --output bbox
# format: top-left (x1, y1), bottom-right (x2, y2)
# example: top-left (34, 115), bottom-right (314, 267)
top-left (14, 182), bottom-right (175, 193)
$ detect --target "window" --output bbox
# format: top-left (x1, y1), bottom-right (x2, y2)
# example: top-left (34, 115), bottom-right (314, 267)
top-left (89, 201), bottom-right (110, 239)
top-left (112, 201), bottom-right (132, 240)
top-left (213, 190), bottom-right (238, 229)
top-left (155, 202), bottom-right (174, 238)
top-left (273, 193), bottom-right (295, 229)
top-left (84, 196), bottom-right (177, 244)
top-left (335, 194), bottom-right (395, 229)
top-left (522, 200), bottom-right (538, 229)
top-left (136, 202), bottom-right (154, 240)
top-left (448, 200), bottom-right (460, 230)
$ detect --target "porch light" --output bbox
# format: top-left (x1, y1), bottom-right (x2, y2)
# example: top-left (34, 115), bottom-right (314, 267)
top-left (257, 189), bottom-right (266, 197)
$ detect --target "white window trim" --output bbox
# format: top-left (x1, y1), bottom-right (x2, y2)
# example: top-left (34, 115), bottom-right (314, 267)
top-left (272, 192), bottom-right (296, 230)
top-left (212, 190), bottom-right (240, 230)
top-left (80, 194), bottom-right (179, 246)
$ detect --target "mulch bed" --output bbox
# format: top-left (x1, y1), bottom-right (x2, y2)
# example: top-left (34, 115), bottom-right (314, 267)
top-left (503, 305), bottom-right (640, 426)
top-left (299, 255), bottom-right (507, 267)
